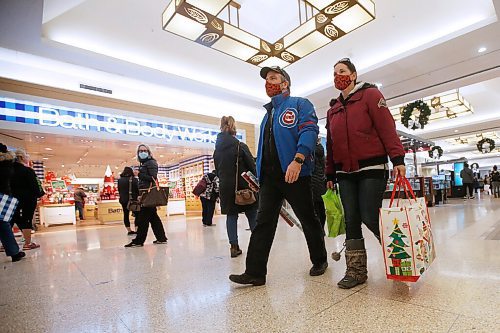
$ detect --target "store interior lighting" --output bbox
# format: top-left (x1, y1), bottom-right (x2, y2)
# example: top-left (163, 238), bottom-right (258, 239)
top-left (390, 89), bottom-right (473, 122)
top-left (446, 131), bottom-right (499, 146)
top-left (162, 0), bottom-right (375, 67)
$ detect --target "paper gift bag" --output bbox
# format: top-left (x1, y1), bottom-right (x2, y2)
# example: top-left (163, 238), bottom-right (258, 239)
top-left (379, 177), bottom-right (436, 282)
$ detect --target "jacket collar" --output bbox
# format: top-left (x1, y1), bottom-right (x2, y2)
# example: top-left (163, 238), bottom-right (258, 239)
top-left (329, 82), bottom-right (377, 109)
top-left (264, 91), bottom-right (290, 113)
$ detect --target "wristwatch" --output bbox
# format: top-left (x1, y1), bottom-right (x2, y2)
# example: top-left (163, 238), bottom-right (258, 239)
top-left (294, 156), bottom-right (304, 165)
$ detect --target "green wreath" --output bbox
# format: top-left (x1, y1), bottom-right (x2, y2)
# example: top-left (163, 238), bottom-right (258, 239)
top-left (477, 138), bottom-right (495, 153)
top-left (401, 100), bottom-right (432, 130)
top-left (428, 146), bottom-right (443, 159)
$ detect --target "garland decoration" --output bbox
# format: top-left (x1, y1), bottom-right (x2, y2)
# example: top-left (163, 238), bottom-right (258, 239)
top-left (428, 146), bottom-right (443, 159)
top-left (476, 138), bottom-right (495, 153)
top-left (401, 100), bottom-right (432, 130)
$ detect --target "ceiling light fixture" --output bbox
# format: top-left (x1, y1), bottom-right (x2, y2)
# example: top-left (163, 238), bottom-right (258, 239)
top-left (477, 47), bottom-right (487, 53)
top-left (390, 89), bottom-right (473, 123)
top-left (162, 0), bottom-right (375, 67)
top-left (44, 147), bottom-right (53, 151)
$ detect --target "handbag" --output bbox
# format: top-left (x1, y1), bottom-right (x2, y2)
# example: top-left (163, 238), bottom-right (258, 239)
top-left (139, 178), bottom-right (169, 207)
top-left (192, 176), bottom-right (207, 196)
top-left (0, 193), bottom-right (19, 223)
top-left (234, 143), bottom-right (256, 206)
top-left (126, 177), bottom-right (141, 212)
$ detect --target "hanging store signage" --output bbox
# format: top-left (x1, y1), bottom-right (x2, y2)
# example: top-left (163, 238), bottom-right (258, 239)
top-left (0, 98), bottom-right (242, 143)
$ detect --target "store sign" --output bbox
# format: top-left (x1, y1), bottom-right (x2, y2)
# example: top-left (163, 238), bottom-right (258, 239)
top-left (0, 98), bottom-right (243, 143)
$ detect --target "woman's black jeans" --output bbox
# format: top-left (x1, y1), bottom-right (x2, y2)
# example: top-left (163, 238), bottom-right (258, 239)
top-left (338, 177), bottom-right (387, 241)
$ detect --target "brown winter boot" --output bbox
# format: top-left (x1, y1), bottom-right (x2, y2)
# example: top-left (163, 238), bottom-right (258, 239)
top-left (230, 244), bottom-right (242, 258)
top-left (337, 238), bottom-right (368, 289)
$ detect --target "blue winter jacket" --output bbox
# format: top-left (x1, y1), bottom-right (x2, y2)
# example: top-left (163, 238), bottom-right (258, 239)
top-left (256, 92), bottom-right (319, 179)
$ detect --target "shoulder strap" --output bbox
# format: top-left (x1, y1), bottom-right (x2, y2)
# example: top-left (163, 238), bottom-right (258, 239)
top-left (128, 177), bottom-right (133, 201)
top-left (235, 142), bottom-right (240, 192)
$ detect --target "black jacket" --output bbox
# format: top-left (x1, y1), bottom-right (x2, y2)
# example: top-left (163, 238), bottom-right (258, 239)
top-left (0, 151), bottom-right (15, 195)
top-left (118, 176), bottom-right (139, 205)
top-left (11, 162), bottom-right (39, 203)
top-left (311, 143), bottom-right (327, 202)
top-left (214, 132), bottom-right (258, 215)
top-left (138, 157), bottom-right (158, 190)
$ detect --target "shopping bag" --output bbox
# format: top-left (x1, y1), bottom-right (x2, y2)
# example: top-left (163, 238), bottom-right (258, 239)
top-left (322, 188), bottom-right (346, 238)
top-left (140, 179), bottom-right (169, 207)
top-left (379, 176), bottom-right (436, 282)
top-left (192, 177), bottom-right (207, 196)
top-left (0, 193), bottom-right (19, 223)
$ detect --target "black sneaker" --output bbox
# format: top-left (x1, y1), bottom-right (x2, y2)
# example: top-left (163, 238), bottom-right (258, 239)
top-left (12, 251), bottom-right (26, 262)
top-left (207, 224), bottom-right (216, 227)
top-left (309, 262), bottom-right (328, 276)
top-left (124, 242), bottom-right (143, 248)
top-left (229, 273), bottom-right (266, 286)
top-left (127, 231), bottom-right (137, 235)
top-left (153, 240), bottom-right (167, 244)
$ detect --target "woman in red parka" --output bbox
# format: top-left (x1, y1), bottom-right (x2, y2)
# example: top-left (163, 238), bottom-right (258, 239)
top-left (325, 58), bottom-right (406, 289)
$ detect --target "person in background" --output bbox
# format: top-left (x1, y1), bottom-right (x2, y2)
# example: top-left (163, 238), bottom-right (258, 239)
top-left (325, 58), bottom-right (406, 289)
top-left (214, 116), bottom-right (258, 257)
top-left (199, 170), bottom-right (219, 227)
top-left (472, 176), bottom-right (480, 194)
top-left (118, 166), bottom-right (139, 235)
top-left (0, 143), bottom-right (25, 262)
top-left (491, 165), bottom-right (500, 198)
top-left (74, 186), bottom-right (87, 220)
top-left (125, 144), bottom-right (168, 247)
top-left (229, 66), bottom-right (328, 286)
top-left (460, 162), bottom-right (474, 199)
top-left (311, 138), bottom-right (327, 233)
top-left (10, 149), bottom-right (41, 250)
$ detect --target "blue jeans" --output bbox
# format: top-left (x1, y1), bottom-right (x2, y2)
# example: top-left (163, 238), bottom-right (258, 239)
top-left (338, 177), bottom-right (387, 241)
top-left (0, 220), bottom-right (20, 256)
top-left (226, 209), bottom-right (257, 245)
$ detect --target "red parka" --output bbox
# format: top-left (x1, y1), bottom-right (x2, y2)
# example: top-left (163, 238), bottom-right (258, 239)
top-left (325, 83), bottom-right (405, 180)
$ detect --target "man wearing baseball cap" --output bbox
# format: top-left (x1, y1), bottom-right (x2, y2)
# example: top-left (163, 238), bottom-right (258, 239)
top-left (229, 66), bottom-right (328, 286)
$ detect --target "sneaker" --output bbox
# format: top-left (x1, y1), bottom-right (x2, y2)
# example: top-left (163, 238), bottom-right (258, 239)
top-left (124, 242), bottom-right (143, 248)
top-left (12, 251), bottom-right (26, 262)
top-left (469, 196), bottom-right (475, 199)
top-left (463, 196), bottom-right (468, 199)
top-left (127, 231), bottom-right (137, 235)
top-left (207, 224), bottom-right (216, 227)
top-left (153, 240), bottom-right (167, 244)
top-left (22, 243), bottom-right (40, 250)
top-left (229, 273), bottom-right (266, 286)
top-left (309, 262), bottom-right (328, 276)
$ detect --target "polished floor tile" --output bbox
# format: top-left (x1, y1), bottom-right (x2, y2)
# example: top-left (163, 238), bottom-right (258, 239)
top-left (1, 197), bottom-right (499, 332)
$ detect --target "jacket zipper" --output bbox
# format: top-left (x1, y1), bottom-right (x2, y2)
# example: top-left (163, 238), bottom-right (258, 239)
top-left (269, 108), bottom-right (275, 173)
top-left (343, 101), bottom-right (351, 172)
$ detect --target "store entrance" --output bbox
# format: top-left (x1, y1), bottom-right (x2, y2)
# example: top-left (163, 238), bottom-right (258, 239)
top-left (0, 129), bottom-right (216, 230)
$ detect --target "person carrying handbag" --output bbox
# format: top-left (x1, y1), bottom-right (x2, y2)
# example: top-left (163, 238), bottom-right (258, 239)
top-left (199, 170), bottom-right (219, 227)
top-left (117, 166), bottom-right (139, 235)
top-left (124, 144), bottom-right (168, 248)
top-left (214, 116), bottom-right (258, 258)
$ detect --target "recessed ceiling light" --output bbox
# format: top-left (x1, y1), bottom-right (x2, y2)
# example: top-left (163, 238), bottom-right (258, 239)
top-left (122, 143), bottom-right (129, 146)
top-left (454, 130), bottom-right (459, 133)
top-left (42, 157), bottom-right (49, 160)
top-left (478, 47), bottom-right (487, 53)
top-left (44, 147), bottom-right (53, 151)
top-left (160, 155), bottom-right (164, 158)
top-left (61, 164), bottom-right (65, 168)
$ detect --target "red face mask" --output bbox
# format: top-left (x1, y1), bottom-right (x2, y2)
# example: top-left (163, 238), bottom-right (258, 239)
top-left (265, 81), bottom-right (283, 97)
top-left (334, 74), bottom-right (352, 91)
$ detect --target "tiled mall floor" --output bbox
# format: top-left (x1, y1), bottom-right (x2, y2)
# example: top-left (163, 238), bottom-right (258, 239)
top-left (1, 197), bottom-right (499, 333)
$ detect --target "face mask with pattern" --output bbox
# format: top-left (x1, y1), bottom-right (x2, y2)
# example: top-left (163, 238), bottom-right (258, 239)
top-left (265, 81), bottom-right (284, 97)
top-left (334, 74), bottom-right (352, 91)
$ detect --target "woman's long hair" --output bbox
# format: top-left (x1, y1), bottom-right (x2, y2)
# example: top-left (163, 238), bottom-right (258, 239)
top-left (121, 166), bottom-right (134, 177)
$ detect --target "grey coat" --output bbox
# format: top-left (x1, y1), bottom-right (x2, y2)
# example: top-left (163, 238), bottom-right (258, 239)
top-left (460, 167), bottom-right (474, 184)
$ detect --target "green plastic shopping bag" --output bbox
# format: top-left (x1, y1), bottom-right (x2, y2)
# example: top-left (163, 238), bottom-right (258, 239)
top-left (321, 188), bottom-right (346, 238)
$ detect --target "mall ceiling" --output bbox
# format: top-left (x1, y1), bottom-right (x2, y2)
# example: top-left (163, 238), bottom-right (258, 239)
top-left (0, 0), bottom-right (499, 169)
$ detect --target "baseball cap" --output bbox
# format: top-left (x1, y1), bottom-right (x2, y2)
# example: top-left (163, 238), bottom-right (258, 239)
top-left (260, 66), bottom-right (291, 87)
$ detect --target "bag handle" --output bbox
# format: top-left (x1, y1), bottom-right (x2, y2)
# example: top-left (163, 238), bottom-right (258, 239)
top-left (147, 177), bottom-right (160, 192)
top-left (128, 177), bottom-right (133, 202)
top-left (389, 176), bottom-right (416, 208)
top-left (235, 142), bottom-right (240, 193)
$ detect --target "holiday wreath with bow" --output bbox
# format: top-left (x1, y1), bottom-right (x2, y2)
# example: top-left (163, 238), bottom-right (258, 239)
top-left (428, 146), bottom-right (443, 159)
top-left (477, 138), bottom-right (495, 153)
top-left (401, 100), bottom-right (432, 130)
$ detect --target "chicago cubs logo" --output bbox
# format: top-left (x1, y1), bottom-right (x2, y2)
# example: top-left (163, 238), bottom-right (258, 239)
top-left (279, 108), bottom-right (298, 128)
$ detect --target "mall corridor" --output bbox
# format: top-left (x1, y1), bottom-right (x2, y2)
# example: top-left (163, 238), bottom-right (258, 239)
top-left (1, 198), bottom-right (499, 332)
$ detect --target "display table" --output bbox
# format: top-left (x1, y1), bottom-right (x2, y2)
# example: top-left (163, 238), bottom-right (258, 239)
top-left (97, 200), bottom-right (123, 223)
top-left (167, 199), bottom-right (186, 216)
top-left (83, 204), bottom-right (97, 220)
top-left (39, 204), bottom-right (76, 227)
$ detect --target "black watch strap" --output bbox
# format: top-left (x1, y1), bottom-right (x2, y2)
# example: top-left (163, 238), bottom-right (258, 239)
top-left (294, 156), bottom-right (304, 164)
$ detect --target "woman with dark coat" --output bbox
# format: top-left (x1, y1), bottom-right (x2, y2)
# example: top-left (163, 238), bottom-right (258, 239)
top-left (0, 143), bottom-right (25, 262)
top-left (125, 144), bottom-right (168, 247)
top-left (118, 166), bottom-right (139, 235)
top-left (11, 149), bottom-right (41, 250)
top-left (214, 116), bottom-right (258, 258)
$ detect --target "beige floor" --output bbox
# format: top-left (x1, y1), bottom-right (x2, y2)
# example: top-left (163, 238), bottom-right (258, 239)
top-left (1, 197), bottom-right (499, 333)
